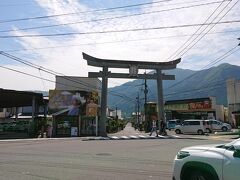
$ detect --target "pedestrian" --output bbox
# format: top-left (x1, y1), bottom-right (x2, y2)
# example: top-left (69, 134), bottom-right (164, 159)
top-left (160, 120), bottom-right (167, 136)
top-left (41, 125), bottom-right (45, 138)
top-left (150, 116), bottom-right (158, 137)
top-left (47, 124), bottom-right (53, 138)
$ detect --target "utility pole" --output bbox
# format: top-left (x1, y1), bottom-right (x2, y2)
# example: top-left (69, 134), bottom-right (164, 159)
top-left (144, 72), bottom-right (148, 120)
top-left (116, 106), bottom-right (119, 131)
top-left (115, 106), bottom-right (118, 120)
top-left (136, 94), bottom-right (140, 129)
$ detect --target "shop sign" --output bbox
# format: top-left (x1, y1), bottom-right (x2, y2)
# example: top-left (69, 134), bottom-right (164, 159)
top-left (189, 100), bottom-right (211, 110)
top-left (165, 103), bottom-right (188, 111)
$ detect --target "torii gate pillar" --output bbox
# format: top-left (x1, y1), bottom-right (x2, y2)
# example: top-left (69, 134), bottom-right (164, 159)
top-left (156, 69), bottom-right (165, 132)
top-left (100, 66), bottom-right (108, 136)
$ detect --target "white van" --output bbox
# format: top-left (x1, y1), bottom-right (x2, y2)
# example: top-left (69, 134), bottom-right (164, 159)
top-left (175, 120), bottom-right (207, 135)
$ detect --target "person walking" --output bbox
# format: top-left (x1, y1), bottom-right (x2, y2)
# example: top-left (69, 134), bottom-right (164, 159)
top-left (47, 124), bottom-right (53, 138)
top-left (150, 116), bottom-right (158, 137)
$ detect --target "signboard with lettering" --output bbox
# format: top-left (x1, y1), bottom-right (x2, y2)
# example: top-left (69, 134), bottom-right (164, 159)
top-left (165, 104), bottom-right (189, 111)
top-left (189, 100), bottom-right (211, 110)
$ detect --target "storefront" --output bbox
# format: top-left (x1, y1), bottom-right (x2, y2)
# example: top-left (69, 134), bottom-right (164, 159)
top-left (165, 97), bottom-right (217, 120)
top-left (50, 90), bottom-right (99, 137)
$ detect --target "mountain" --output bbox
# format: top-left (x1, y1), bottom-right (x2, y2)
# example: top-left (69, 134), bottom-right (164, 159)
top-left (108, 63), bottom-right (240, 116)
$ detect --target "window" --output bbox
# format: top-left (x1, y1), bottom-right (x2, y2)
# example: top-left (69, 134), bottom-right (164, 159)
top-left (212, 121), bottom-right (217, 124)
top-left (183, 121), bottom-right (190, 126)
top-left (189, 121), bottom-right (200, 125)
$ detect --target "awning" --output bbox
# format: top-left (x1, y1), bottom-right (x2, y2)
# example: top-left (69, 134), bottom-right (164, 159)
top-left (0, 89), bottom-right (45, 108)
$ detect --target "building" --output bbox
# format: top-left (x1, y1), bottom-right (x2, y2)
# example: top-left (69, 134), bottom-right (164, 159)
top-left (50, 76), bottom-right (101, 137)
top-left (109, 109), bottom-right (123, 120)
top-left (0, 89), bottom-right (47, 138)
top-left (227, 78), bottom-right (240, 127)
top-left (164, 97), bottom-right (226, 121)
top-left (55, 76), bottom-right (101, 93)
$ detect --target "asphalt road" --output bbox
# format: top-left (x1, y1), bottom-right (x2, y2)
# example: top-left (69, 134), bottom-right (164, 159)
top-left (0, 137), bottom-right (228, 180)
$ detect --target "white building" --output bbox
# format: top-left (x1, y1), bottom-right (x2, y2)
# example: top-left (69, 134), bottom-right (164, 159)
top-left (109, 109), bottom-right (123, 120)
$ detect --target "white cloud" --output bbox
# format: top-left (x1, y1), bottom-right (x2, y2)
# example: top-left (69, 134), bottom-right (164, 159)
top-left (1, 0), bottom-right (240, 90)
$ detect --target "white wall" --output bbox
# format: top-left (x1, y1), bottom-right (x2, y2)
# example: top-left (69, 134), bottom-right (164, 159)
top-left (55, 76), bottom-right (101, 93)
top-left (215, 105), bottom-right (225, 121)
top-left (110, 110), bottom-right (122, 119)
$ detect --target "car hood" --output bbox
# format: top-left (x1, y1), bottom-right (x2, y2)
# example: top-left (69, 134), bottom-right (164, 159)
top-left (181, 144), bottom-right (220, 153)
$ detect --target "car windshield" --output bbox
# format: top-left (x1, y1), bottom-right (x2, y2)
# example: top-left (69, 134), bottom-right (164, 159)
top-left (218, 139), bottom-right (240, 149)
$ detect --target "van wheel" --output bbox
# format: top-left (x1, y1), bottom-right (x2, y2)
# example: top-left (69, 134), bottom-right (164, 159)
top-left (197, 129), bottom-right (204, 135)
top-left (222, 127), bottom-right (227, 132)
top-left (175, 129), bottom-right (181, 134)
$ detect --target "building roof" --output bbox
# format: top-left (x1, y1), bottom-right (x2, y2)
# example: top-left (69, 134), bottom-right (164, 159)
top-left (0, 89), bottom-right (45, 108)
top-left (165, 97), bottom-right (211, 105)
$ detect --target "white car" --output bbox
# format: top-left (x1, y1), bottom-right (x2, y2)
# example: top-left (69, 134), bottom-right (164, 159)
top-left (175, 120), bottom-right (207, 135)
top-left (206, 119), bottom-right (232, 132)
top-left (173, 138), bottom-right (240, 180)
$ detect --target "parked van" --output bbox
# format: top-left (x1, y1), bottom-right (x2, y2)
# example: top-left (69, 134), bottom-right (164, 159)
top-left (175, 120), bottom-right (207, 135)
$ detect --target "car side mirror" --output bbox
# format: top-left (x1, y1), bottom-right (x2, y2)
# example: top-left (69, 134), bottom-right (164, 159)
top-left (233, 149), bottom-right (240, 158)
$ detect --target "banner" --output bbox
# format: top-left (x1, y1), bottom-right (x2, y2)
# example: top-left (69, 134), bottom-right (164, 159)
top-left (49, 90), bottom-right (99, 116)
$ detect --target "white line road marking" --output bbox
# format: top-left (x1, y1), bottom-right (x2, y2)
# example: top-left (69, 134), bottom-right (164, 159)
top-left (110, 136), bottom-right (120, 140)
top-left (171, 135), bottom-right (180, 138)
top-left (158, 135), bottom-right (167, 138)
top-left (121, 136), bottom-right (129, 139)
top-left (138, 135), bottom-right (147, 138)
top-left (130, 135), bottom-right (138, 139)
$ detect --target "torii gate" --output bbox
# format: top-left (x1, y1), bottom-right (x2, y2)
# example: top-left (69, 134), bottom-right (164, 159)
top-left (83, 52), bottom-right (181, 136)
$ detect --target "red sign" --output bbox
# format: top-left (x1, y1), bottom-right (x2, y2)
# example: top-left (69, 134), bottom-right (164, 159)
top-left (189, 101), bottom-right (211, 110)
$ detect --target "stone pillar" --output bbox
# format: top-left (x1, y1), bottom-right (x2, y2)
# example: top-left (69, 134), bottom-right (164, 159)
top-left (100, 67), bottom-right (108, 137)
top-left (156, 69), bottom-right (166, 133)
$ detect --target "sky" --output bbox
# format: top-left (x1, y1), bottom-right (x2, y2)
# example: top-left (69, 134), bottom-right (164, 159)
top-left (0, 0), bottom-right (239, 91)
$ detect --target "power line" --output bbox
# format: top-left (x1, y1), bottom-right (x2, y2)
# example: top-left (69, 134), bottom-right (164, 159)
top-left (178, 0), bottom-right (240, 57)
top-left (165, 81), bottom-right (225, 97)
top-left (0, 51), bottom-right (136, 101)
top-left (0, 0), bottom-right (173, 23)
top-left (202, 46), bottom-right (240, 69)
top-left (0, 1), bottom-right (224, 33)
top-left (3, 29), bottom-right (240, 52)
top-left (165, 0), bottom-right (229, 61)
top-left (0, 64), bottom-right (135, 101)
top-left (0, 0), bottom-right (74, 7)
top-left (1, 19), bottom-right (240, 38)
top-left (166, 44), bottom-right (240, 90)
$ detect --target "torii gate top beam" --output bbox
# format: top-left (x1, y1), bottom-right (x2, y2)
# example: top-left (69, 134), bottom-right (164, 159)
top-left (83, 53), bottom-right (181, 70)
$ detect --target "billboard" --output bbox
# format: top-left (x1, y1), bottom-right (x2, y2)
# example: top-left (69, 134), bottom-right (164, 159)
top-left (49, 90), bottom-right (99, 116)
